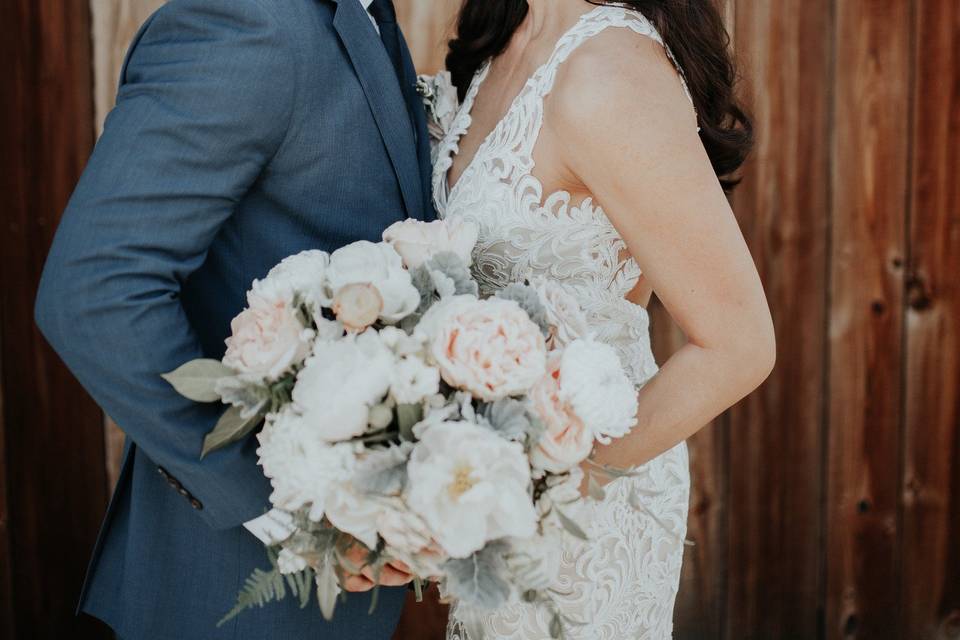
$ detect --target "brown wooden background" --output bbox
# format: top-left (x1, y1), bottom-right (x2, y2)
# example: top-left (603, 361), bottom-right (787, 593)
top-left (2, 0), bottom-right (957, 638)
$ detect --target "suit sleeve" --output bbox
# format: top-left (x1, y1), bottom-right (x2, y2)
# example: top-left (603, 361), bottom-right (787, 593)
top-left (34, 0), bottom-right (295, 530)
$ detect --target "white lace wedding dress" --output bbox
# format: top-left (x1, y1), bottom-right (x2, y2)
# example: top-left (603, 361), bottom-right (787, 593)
top-left (433, 6), bottom-right (693, 639)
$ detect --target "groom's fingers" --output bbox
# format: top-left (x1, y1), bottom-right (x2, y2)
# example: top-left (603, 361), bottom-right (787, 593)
top-left (342, 574), bottom-right (376, 592)
top-left (360, 563), bottom-right (413, 587)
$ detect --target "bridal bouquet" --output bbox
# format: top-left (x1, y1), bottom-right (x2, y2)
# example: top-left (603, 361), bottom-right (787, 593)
top-left (163, 218), bottom-right (640, 637)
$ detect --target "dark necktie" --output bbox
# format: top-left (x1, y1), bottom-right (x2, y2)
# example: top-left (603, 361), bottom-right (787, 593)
top-left (367, 0), bottom-right (406, 88)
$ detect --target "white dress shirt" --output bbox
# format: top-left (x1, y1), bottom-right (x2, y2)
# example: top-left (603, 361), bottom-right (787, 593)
top-left (243, 0), bottom-right (382, 547)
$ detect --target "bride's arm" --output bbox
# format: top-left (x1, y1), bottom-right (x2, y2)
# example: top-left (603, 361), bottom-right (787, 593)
top-left (553, 35), bottom-right (775, 470)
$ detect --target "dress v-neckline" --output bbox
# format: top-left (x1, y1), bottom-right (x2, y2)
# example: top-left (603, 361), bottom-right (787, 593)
top-left (443, 6), bottom-right (605, 198)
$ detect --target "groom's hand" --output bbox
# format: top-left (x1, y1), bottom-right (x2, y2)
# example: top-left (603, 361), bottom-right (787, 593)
top-left (340, 539), bottom-right (414, 592)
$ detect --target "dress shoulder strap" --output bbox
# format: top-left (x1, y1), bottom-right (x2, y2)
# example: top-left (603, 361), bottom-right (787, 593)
top-left (533, 5), bottom-right (697, 113)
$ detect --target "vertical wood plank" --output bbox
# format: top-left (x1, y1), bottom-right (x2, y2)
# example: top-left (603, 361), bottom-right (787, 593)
top-left (724, 0), bottom-right (833, 637)
top-left (826, 1), bottom-right (911, 638)
top-left (1, 0), bottom-right (112, 636)
top-left (0, 336), bottom-right (14, 640)
top-left (900, 0), bottom-right (960, 637)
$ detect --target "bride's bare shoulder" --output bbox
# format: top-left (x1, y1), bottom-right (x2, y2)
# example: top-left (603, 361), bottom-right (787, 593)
top-left (547, 24), bottom-right (697, 140)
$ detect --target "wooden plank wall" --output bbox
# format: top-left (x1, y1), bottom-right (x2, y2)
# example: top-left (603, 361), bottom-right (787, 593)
top-left (1, 0), bottom-right (112, 638)
top-left (3, 0), bottom-right (957, 638)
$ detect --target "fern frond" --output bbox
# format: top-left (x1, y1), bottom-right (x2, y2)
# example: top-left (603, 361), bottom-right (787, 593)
top-left (218, 549), bottom-right (315, 626)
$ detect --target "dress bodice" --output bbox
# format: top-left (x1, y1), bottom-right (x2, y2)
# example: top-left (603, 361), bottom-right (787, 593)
top-left (432, 5), bottom-right (696, 385)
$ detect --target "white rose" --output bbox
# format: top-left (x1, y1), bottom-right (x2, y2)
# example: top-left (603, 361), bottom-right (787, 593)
top-left (293, 330), bottom-right (395, 441)
top-left (390, 356), bottom-right (441, 405)
top-left (382, 218), bottom-right (479, 269)
top-left (324, 484), bottom-right (384, 550)
top-left (327, 241), bottom-right (420, 323)
top-left (223, 290), bottom-right (315, 382)
top-left (255, 250), bottom-right (330, 315)
top-left (559, 339), bottom-right (638, 443)
top-left (532, 278), bottom-right (591, 348)
top-left (257, 410), bottom-right (357, 521)
top-left (416, 296), bottom-right (547, 402)
top-left (406, 420), bottom-right (537, 558)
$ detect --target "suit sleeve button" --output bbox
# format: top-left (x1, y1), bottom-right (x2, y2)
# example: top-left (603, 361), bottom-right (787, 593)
top-left (190, 498), bottom-right (204, 511)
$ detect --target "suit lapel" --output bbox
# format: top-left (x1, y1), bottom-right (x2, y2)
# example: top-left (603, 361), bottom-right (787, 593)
top-left (332, 0), bottom-right (423, 218)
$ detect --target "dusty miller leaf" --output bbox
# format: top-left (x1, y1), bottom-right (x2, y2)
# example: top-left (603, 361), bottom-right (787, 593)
top-left (496, 283), bottom-right (549, 335)
top-left (352, 443), bottom-right (412, 495)
top-left (315, 552), bottom-right (340, 621)
top-left (396, 403), bottom-right (423, 441)
top-left (162, 359), bottom-right (234, 402)
top-left (481, 398), bottom-right (534, 441)
top-left (426, 252), bottom-right (478, 297)
top-left (442, 541), bottom-right (512, 610)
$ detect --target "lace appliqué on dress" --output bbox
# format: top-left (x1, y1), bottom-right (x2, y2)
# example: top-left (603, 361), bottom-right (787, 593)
top-left (434, 6), bottom-right (693, 639)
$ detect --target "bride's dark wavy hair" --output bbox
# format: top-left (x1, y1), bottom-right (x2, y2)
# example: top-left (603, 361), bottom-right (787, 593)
top-left (445, 0), bottom-right (753, 191)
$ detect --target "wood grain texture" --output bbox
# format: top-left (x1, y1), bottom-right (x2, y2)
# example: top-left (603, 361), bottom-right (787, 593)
top-left (1, 0), bottom-right (112, 636)
top-left (826, 1), bottom-right (912, 638)
top-left (725, 1), bottom-right (833, 637)
top-left (900, 0), bottom-right (960, 638)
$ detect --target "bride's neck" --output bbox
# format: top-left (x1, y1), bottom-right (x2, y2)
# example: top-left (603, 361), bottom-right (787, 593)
top-left (521, 0), bottom-right (591, 41)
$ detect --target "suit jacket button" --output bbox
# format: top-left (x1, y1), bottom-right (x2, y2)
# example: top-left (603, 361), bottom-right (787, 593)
top-left (190, 498), bottom-right (204, 511)
top-left (178, 487), bottom-right (190, 498)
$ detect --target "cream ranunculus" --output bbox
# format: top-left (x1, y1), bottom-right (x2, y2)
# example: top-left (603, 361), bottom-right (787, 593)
top-left (223, 290), bottom-right (315, 382)
top-left (326, 241), bottom-right (420, 323)
top-left (382, 218), bottom-right (479, 269)
top-left (405, 420), bottom-right (537, 558)
top-left (332, 283), bottom-right (383, 333)
top-left (292, 330), bottom-right (395, 442)
top-left (416, 296), bottom-right (547, 401)
top-left (559, 339), bottom-right (639, 443)
top-left (528, 353), bottom-right (594, 473)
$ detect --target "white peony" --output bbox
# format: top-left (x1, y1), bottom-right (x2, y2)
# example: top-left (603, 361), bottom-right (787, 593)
top-left (254, 250), bottom-right (330, 315)
top-left (532, 278), bottom-right (591, 348)
top-left (326, 241), bottom-right (420, 323)
top-left (256, 410), bottom-right (357, 521)
top-left (390, 355), bottom-right (441, 405)
top-left (559, 339), bottom-right (638, 443)
top-left (382, 218), bottom-right (479, 269)
top-left (293, 330), bottom-right (395, 442)
top-left (416, 296), bottom-right (547, 401)
top-left (406, 420), bottom-right (537, 558)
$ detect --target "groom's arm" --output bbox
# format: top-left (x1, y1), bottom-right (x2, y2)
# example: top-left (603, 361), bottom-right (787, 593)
top-left (34, 0), bottom-right (295, 530)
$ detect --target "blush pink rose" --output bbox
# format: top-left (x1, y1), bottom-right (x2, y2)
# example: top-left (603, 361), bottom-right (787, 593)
top-left (528, 353), bottom-right (594, 473)
top-left (223, 291), bottom-right (313, 381)
top-left (382, 218), bottom-right (479, 269)
top-left (418, 296), bottom-right (547, 401)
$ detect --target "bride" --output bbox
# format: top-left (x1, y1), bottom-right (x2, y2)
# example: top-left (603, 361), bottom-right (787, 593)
top-left (430, 0), bottom-right (775, 638)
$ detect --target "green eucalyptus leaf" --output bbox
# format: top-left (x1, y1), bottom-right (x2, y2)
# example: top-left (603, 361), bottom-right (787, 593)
top-left (201, 405), bottom-right (263, 458)
top-left (162, 359), bottom-right (233, 402)
top-left (587, 475), bottom-right (606, 501)
top-left (396, 404), bottom-right (423, 441)
top-left (555, 508), bottom-right (589, 541)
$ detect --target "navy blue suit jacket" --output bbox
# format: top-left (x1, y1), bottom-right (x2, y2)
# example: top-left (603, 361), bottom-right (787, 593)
top-left (34, 0), bottom-right (433, 637)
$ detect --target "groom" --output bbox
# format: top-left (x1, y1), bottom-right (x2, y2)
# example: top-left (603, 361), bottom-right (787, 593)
top-left (35, 0), bottom-right (432, 637)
